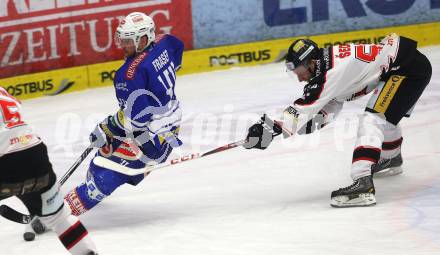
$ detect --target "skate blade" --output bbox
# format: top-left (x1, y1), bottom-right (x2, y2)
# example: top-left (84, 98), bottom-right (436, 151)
top-left (374, 166), bottom-right (403, 178)
top-left (330, 193), bottom-right (376, 208)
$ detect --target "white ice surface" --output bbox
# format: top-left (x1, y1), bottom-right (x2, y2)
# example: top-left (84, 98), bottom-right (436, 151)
top-left (1, 46), bottom-right (440, 255)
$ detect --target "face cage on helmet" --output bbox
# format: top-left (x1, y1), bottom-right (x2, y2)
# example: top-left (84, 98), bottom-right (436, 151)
top-left (115, 30), bottom-right (136, 47)
top-left (285, 58), bottom-right (310, 72)
top-left (115, 30), bottom-right (150, 52)
top-left (115, 36), bottom-right (135, 48)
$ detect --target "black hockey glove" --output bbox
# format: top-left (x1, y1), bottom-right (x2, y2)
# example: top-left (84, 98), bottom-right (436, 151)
top-left (243, 114), bottom-right (282, 150)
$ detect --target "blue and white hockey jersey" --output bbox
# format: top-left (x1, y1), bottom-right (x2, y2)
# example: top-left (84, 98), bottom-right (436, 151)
top-left (65, 34), bottom-right (185, 216)
top-left (109, 34), bottom-right (184, 150)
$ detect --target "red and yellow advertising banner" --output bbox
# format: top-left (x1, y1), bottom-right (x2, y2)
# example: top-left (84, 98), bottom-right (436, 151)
top-left (0, 0), bottom-right (193, 79)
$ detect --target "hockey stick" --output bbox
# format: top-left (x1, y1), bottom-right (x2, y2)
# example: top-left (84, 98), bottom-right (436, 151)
top-left (59, 146), bottom-right (94, 185)
top-left (0, 146), bottom-right (95, 224)
top-left (93, 115), bottom-right (291, 176)
top-left (0, 204), bottom-right (32, 224)
top-left (0, 141), bottom-right (245, 224)
top-left (93, 139), bottom-right (247, 177)
top-left (94, 116), bottom-right (291, 176)
top-left (0, 117), bottom-right (288, 224)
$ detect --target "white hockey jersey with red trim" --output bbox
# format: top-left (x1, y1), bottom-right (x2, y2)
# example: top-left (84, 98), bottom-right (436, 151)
top-left (0, 87), bottom-right (41, 157)
top-left (288, 34), bottom-right (406, 131)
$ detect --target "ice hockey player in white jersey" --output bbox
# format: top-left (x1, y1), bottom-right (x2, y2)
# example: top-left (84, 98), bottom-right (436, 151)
top-left (243, 34), bottom-right (432, 207)
top-left (0, 87), bottom-right (98, 254)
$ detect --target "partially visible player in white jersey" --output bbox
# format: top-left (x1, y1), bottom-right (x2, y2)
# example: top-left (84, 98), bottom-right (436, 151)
top-left (0, 87), bottom-right (98, 254)
top-left (243, 34), bottom-right (432, 207)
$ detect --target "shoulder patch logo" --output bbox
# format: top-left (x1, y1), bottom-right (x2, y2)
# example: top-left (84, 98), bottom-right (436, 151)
top-left (126, 52), bottom-right (148, 80)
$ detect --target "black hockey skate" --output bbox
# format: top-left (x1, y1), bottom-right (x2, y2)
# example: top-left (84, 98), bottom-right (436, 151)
top-left (372, 153), bottom-right (403, 177)
top-left (331, 176), bottom-right (376, 208)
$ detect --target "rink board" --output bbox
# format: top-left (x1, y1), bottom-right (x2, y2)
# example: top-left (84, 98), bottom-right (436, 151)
top-left (1, 21), bottom-right (439, 100)
top-left (0, 66), bottom-right (89, 100)
top-left (180, 21), bottom-right (440, 75)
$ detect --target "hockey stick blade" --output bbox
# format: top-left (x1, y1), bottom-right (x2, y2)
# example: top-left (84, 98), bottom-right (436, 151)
top-left (0, 205), bottom-right (32, 224)
top-left (94, 140), bottom-right (247, 176)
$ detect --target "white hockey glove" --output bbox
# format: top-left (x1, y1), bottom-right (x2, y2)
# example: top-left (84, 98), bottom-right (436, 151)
top-left (89, 118), bottom-right (114, 148)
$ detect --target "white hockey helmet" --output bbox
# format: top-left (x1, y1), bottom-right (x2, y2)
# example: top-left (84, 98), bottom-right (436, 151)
top-left (115, 12), bottom-right (156, 51)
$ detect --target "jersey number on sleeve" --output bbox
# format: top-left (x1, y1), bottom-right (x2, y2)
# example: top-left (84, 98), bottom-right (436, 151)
top-left (0, 99), bottom-right (25, 128)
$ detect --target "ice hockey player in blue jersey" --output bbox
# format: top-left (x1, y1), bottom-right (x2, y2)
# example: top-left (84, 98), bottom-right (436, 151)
top-left (65, 12), bottom-right (184, 216)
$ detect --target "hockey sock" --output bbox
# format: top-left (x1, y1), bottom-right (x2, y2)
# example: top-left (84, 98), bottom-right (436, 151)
top-left (40, 204), bottom-right (97, 255)
top-left (65, 185), bottom-right (96, 216)
top-left (54, 215), bottom-right (96, 255)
